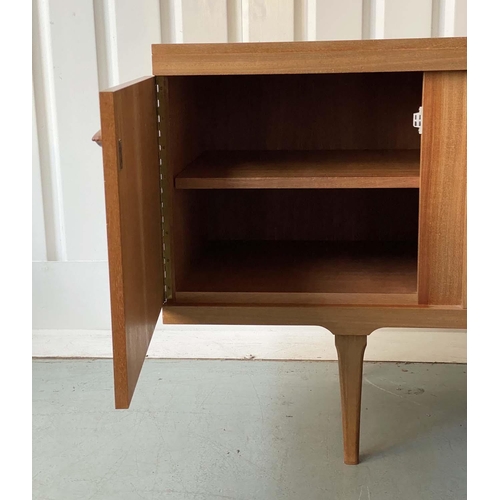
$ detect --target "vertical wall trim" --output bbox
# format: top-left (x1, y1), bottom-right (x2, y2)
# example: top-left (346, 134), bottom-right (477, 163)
top-left (453, 0), bottom-right (466, 36)
top-left (227, 0), bottom-right (243, 42)
top-left (159, 0), bottom-right (174, 43)
top-left (296, 0), bottom-right (318, 42)
top-left (373, 0), bottom-right (385, 39)
top-left (441, 0), bottom-right (456, 36)
top-left (32, 84), bottom-right (48, 261)
top-left (173, 0), bottom-right (184, 42)
top-left (431, 0), bottom-right (440, 37)
top-left (293, 0), bottom-right (306, 41)
top-left (33, 0), bottom-right (67, 261)
top-left (93, 0), bottom-right (109, 89)
top-left (104, 0), bottom-right (120, 85)
top-left (306, 0), bottom-right (317, 41)
top-left (362, 0), bottom-right (371, 39)
top-left (241, 0), bottom-right (250, 42)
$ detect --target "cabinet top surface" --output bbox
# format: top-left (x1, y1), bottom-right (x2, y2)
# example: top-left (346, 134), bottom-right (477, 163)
top-left (152, 37), bottom-right (466, 76)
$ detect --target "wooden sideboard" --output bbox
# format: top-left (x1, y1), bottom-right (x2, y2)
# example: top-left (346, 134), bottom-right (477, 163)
top-left (99, 37), bottom-right (466, 465)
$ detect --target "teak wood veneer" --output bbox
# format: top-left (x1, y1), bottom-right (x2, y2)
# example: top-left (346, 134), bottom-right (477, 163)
top-left (99, 37), bottom-right (467, 465)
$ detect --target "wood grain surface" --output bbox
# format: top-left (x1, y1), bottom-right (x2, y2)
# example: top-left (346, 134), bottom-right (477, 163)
top-left (201, 189), bottom-right (419, 244)
top-left (100, 76), bottom-right (164, 409)
top-left (175, 150), bottom-right (420, 189)
top-left (163, 304), bottom-right (466, 336)
top-left (152, 38), bottom-right (466, 76)
top-left (197, 72), bottom-right (422, 152)
top-left (335, 335), bottom-right (368, 465)
top-left (177, 241), bottom-right (417, 305)
top-left (174, 291), bottom-right (418, 307)
top-left (159, 77), bottom-right (205, 298)
top-left (418, 71), bottom-right (467, 305)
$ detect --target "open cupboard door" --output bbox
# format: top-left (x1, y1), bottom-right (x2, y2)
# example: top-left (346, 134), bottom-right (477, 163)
top-left (100, 77), bottom-right (164, 409)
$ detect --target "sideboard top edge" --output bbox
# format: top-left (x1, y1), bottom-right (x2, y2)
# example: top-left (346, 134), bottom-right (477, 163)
top-left (152, 37), bottom-right (467, 76)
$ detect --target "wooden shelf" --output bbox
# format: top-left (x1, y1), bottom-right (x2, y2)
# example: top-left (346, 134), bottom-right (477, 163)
top-left (175, 150), bottom-right (420, 189)
top-left (177, 241), bottom-right (418, 305)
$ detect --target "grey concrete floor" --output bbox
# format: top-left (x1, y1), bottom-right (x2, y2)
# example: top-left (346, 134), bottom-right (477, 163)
top-left (33, 360), bottom-right (466, 500)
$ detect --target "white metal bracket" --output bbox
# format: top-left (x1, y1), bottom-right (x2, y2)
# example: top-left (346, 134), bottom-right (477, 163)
top-left (413, 106), bottom-right (423, 134)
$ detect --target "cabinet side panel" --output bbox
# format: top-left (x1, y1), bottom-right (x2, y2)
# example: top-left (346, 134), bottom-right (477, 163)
top-left (100, 77), bottom-right (164, 408)
top-left (418, 71), bottom-right (466, 305)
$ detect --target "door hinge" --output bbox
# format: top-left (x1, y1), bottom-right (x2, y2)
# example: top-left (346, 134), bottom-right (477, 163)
top-left (413, 106), bottom-right (423, 134)
top-left (156, 78), bottom-right (173, 302)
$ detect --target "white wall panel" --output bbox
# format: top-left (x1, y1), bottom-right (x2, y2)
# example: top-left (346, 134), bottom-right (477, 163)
top-left (182, 0), bottom-right (228, 42)
top-left (431, 0), bottom-right (467, 38)
top-left (248, 0), bottom-right (294, 41)
top-left (33, 261), bottom-right (111, 329)
top-left (383, 0), bottom-right (433, 39)
top-left (33, 0), bottom-right (107, 261)
top-left (32, 0), bottom-right (66, 261)
top-left (47, 0), bottom-right (107, 261)
top-left (316, 0), bottom-right (363, 41)
top-left (111, 0), bottom-right (162, 83)
top-left (32, 0), bottom-right (467, 334)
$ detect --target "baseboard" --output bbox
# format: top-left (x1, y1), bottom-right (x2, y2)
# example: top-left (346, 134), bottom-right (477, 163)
top-left (32, 326), bottom-right (466, 363)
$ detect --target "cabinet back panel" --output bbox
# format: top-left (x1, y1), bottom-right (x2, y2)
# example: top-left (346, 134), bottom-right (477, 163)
top-left (201, 189), bottom-right (419, 242)
top-left (191, 72), bottom-right (422, 151)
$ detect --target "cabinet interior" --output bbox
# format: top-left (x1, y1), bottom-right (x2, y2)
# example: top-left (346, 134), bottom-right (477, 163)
top-left (163, 71), bottom-right (423, 304)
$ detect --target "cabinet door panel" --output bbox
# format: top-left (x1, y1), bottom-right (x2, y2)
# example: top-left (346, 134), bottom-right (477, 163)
top-left (100, 76), bottom-right (164, 408)
top-left (418, 71), bottom-right (466, 305)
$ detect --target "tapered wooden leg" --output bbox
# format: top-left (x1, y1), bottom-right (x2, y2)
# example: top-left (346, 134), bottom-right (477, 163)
top-left (335, 334), bottom-right (367, 465)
